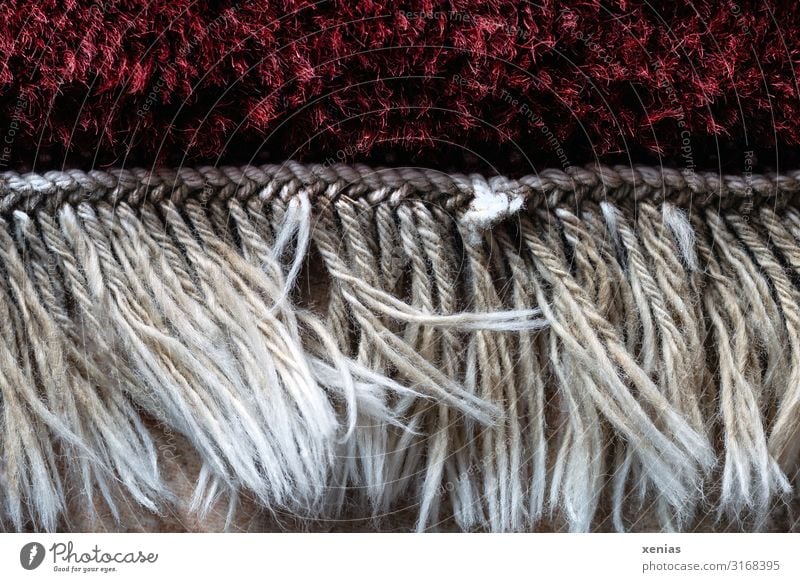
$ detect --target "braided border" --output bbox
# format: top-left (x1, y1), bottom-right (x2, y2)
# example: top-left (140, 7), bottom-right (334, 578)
top-left (2, 163), bottom-right (798, 213)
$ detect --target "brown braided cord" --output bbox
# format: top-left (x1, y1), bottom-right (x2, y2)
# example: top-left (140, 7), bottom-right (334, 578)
top-left (2, 163), bottom-right (799, 214)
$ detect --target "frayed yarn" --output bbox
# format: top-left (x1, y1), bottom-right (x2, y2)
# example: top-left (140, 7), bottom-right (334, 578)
top-left (0, 163), bottom-right (799, 532)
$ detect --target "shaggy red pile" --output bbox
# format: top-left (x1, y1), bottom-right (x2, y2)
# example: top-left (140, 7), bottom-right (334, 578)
top-left (0, 0), bottom-right (797, 169)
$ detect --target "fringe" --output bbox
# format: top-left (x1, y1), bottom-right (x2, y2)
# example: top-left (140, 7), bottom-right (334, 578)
top-left (0, 164), bottom-right (799, 532)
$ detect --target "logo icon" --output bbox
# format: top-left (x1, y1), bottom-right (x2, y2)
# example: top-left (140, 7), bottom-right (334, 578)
top-left (20, 542), bottom-right (46, 570)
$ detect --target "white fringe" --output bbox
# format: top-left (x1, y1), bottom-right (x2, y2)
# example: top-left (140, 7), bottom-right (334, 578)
top-left (0, 164), bottom-right (799, 532)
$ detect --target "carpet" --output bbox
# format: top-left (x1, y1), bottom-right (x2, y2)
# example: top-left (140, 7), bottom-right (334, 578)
top-left (0, 1), bottom-right (797, 169)
top-left (2, 0), bottom-right (800, 535)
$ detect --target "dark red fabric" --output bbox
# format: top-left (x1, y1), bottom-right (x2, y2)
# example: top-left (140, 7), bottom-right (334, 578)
top-left (0, 1), bottom-right (797, 170)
